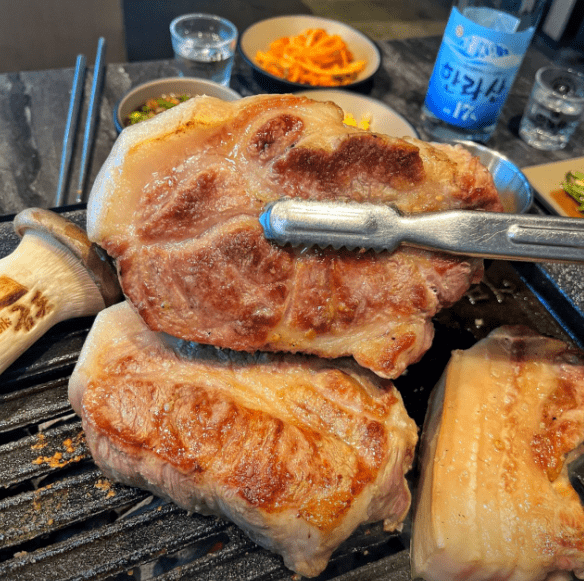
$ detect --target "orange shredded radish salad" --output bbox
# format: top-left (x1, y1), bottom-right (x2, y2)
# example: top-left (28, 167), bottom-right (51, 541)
top-left (255, 28), bottom-right (367, 86)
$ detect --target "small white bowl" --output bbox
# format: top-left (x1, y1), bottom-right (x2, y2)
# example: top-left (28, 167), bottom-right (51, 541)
top-left (239, 15), bottom-right (381, 92)
top-left (114, 77), bottom-right (241, 132)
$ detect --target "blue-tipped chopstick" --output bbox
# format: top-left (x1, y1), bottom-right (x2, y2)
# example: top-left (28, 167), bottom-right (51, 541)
top-left (76, 37), bottom-right (107, 203)
top-left (55, 54), bottom-right (86, 207)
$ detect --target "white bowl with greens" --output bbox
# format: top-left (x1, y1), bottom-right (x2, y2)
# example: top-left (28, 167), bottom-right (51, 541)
top-left (114, 77), bottom-right (241, 132)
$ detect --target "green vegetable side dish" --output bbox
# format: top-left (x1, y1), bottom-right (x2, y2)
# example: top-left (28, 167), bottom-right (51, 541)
top-left (562, 170), bottom-right (584, 212)
top-left (125, 93), bottom-right (191, 126)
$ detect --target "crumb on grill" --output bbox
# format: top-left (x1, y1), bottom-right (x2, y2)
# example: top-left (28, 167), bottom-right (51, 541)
top-left (31, 433), bottom-right (47, 450)
top-left (95, 478), bottom-right (116, 498)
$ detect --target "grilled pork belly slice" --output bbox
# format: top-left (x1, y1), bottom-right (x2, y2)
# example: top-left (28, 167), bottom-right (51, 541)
top-left (86, 94), bottom-right (502, 379)
top-left (68, 301), bottom-right (418, 578)
top-left (411, 326), bottom-right (584, 581)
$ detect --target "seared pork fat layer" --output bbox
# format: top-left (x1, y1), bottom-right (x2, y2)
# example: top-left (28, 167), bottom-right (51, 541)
top-left (68, 301), bottom-right (418, 578)
top-left (87, 94), bottom-right (502, 379)
top-left (412, 326), bottom-right (584, 581)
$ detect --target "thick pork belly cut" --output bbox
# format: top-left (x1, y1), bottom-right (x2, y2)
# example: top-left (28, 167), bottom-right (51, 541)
top-left (411, 326), bottom-right (584, 581)
top-left (86, 94), bottom-right (503, 379)
top-left (68, 301), bottom-right (418, 578)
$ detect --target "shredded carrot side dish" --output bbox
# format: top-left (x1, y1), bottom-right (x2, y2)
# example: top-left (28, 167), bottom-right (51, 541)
top-left (255, 28), bottom-right (367, 86)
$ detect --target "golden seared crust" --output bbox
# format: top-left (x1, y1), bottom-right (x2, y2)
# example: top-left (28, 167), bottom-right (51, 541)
top-left (88, 94), bottom-right (502, 379)
top-left (83, 356), bottom-right (396, 526)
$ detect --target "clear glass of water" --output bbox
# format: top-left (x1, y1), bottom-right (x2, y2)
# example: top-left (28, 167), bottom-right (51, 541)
top-left (169, 13), bottom-right (238, 86)
top-left (519, 66), bottom-right (584, 150)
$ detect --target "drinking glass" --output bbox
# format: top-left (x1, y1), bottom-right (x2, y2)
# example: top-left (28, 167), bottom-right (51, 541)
top-left (519, 66), bottom-right (584, 150)
top-left (169, 13), bottom-right (238, 86)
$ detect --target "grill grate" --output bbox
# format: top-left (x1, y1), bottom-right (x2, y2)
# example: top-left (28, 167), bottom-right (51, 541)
top-left (0, 210), bottom-right (582, 581)
top-left (0, 379), bottom-right (71, 436)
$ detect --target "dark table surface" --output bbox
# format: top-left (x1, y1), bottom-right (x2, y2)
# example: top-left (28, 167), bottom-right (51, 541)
top-left (0, 36), bottom-right (583, 343)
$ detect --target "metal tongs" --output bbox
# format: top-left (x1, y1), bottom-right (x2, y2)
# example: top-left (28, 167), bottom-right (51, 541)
top-left (259, 198), bottom-right (584, 263)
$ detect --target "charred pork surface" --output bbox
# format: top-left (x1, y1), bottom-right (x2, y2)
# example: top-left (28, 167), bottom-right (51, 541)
top-left (68, 301), bottom-right (418, 578)
top-left (86, 94), bottom-right (502, 379)
top-left (412, 326), bottom-right (584, 581)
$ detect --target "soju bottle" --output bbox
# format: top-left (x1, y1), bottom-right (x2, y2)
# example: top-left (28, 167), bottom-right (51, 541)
top-left (420, 0), bottom-right (547, 143)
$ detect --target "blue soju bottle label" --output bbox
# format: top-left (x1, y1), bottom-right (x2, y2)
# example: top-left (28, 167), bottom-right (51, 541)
top-left (424, 7), bottom-right (534, 130)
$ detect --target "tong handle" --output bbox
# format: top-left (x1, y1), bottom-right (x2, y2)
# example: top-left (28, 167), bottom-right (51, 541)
top-left (260, 199), bottom-right (584, 263)
top-left (404, 209), bottom-right (584, 262)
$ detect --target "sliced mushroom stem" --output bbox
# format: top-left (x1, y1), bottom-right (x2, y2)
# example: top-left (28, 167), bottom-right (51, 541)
top-left (0, 209), bottom-right (122, 375)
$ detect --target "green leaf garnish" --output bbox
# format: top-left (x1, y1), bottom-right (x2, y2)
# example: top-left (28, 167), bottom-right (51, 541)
top-left (124, 94), bottom-right (192, 127)
top-left (562, 170), bottom-right (584, 212)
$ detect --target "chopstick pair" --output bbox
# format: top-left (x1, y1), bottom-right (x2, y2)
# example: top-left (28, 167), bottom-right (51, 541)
top-left (55, 37), bottom-right (107, 207)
